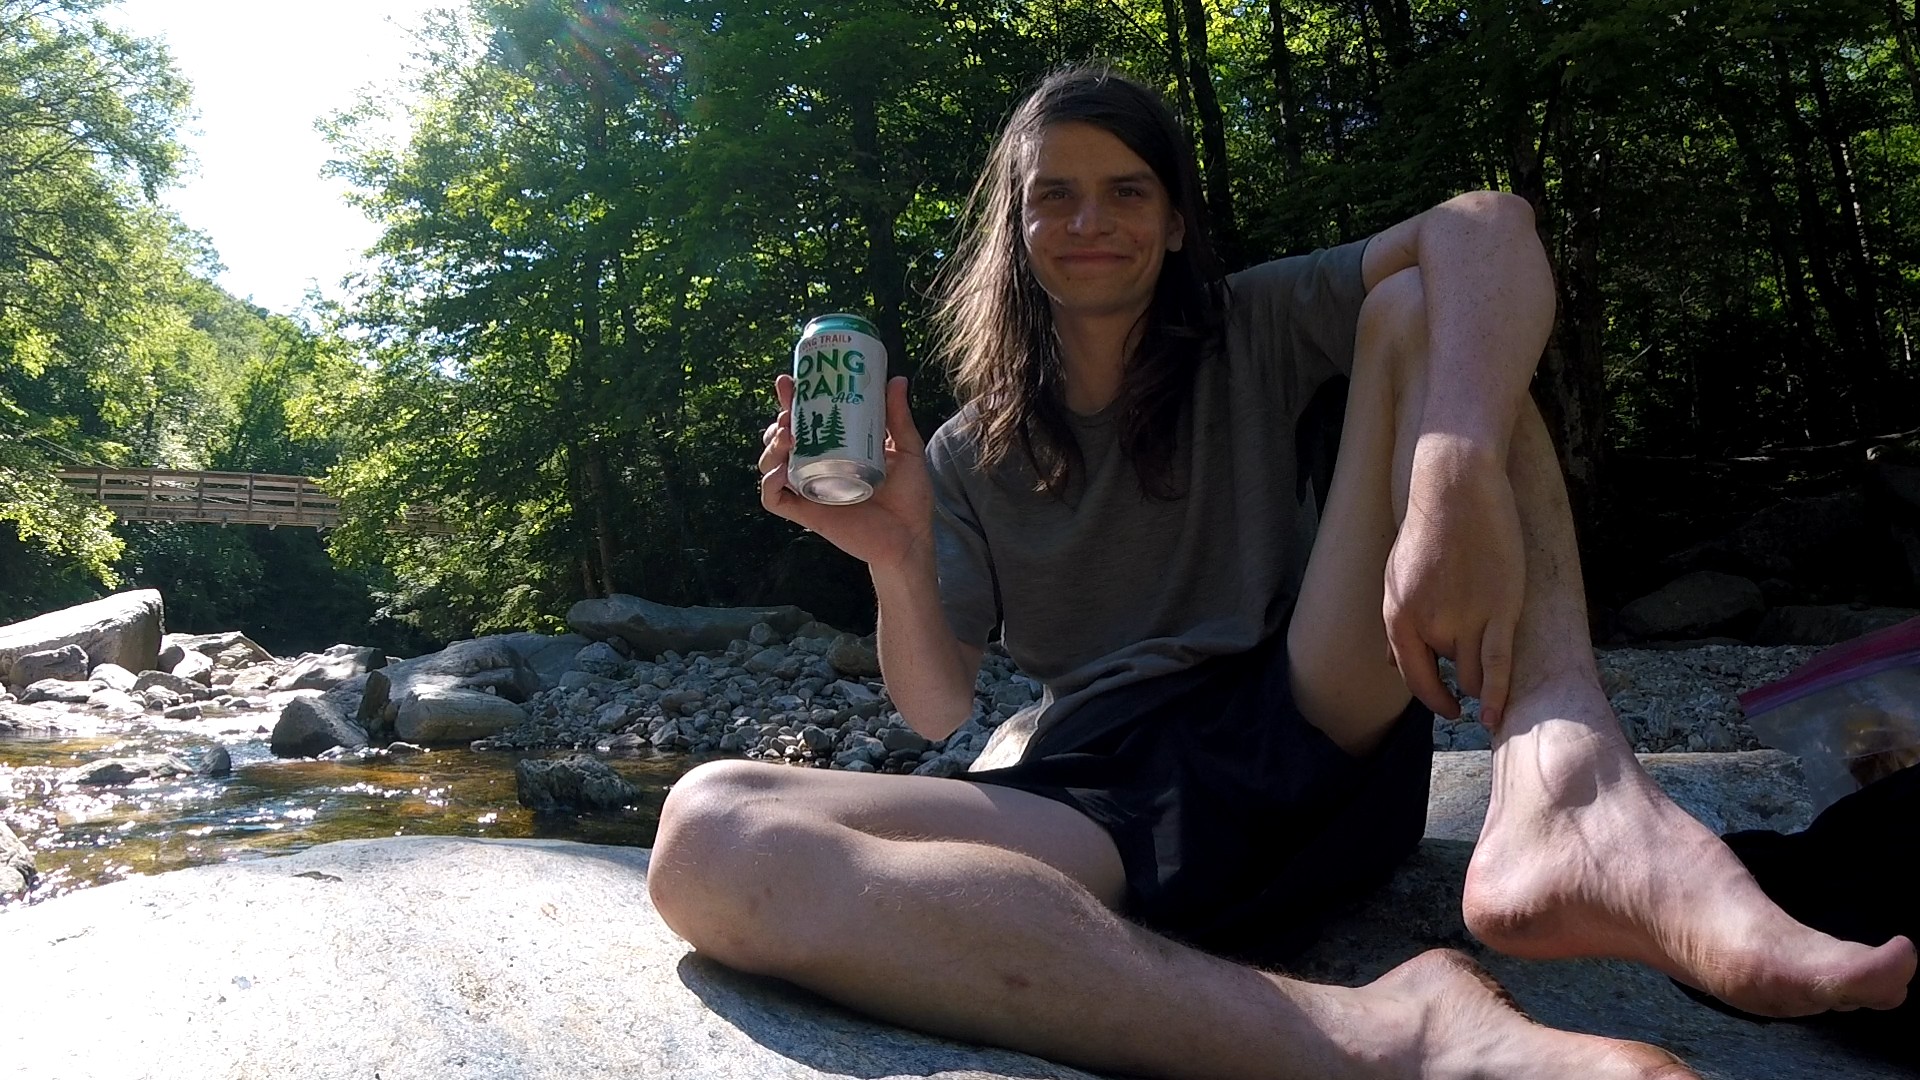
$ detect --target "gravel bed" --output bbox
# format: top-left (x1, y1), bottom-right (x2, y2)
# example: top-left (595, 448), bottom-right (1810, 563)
top-left (483, 624), bottom-right (1827, 774)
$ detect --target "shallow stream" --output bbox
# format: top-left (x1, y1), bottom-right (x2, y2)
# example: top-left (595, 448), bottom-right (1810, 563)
top-left (0, 717), bottom-right (697, 905)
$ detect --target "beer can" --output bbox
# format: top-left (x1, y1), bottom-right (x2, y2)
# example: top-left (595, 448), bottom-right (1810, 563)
top-left (790, 313), bottom-right (887, 505)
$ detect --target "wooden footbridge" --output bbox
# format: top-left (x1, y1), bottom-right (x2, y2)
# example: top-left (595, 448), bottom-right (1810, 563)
top-left (55, 468), bottom-right (452, 534)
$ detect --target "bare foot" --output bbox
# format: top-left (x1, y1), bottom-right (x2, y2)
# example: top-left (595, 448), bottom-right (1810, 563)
top-left (1464, 712), bottom-right (1917, 1017)
top-left (1364, 949), bottom-right (1697, 1079)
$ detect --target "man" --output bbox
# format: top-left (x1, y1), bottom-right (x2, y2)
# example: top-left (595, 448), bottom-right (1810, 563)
top-left (649, 67), bottom-right (1914, 1079)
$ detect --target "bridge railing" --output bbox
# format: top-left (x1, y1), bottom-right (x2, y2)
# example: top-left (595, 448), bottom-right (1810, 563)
top-left (55, 469), bottom-right (452, 534)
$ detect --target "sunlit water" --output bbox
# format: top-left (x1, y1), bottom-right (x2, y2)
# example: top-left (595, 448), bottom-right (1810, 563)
top-left (0, 720), bottom-right (702, 906)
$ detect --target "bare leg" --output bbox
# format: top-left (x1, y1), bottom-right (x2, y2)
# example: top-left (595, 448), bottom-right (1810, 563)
top-left (650, 759), bottom-right (1694, 1080)
top-left (1464, 403), bottom-right (1915, 1015)
top-left (1292, 267), bottom-right (1917, 1017)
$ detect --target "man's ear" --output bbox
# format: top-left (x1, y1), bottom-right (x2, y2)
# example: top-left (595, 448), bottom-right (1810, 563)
top-left (1166, 212), bottom-right (1185, 252)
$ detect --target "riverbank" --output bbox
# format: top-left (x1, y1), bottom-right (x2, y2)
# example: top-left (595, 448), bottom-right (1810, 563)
top-left (0, 589), bottom-right (1830, 906)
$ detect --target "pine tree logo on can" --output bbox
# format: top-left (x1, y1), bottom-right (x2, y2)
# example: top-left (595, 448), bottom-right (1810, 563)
top-left (790, 313), bottom-right (888, 504)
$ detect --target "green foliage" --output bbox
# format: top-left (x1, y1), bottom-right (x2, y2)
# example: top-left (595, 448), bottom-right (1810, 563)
top-left (0, 0), bottom-right (429, 651)
top-left (1, 0), bottom-right (195, 590)
top-left (17, 0), bottom-right (1918, 640)
top-left (309, 0), bottom-right (1918, 633)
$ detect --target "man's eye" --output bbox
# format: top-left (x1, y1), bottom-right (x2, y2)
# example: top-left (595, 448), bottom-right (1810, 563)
top-left (1116, 186), bottom-right (1143, 197)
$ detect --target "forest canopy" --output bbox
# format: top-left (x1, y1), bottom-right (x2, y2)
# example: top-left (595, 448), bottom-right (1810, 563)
top-left (4, 0), bottom-right (1917, 643)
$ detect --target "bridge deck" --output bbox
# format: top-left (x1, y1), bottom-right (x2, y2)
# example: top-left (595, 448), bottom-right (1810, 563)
top-left (56, 469), bottom-right (450, 533)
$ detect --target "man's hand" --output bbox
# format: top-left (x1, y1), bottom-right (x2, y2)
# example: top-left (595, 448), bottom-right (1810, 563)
top-left (759, 374), bottom-right (936, 574)
top-left (1385, 436), bottom-right (1525, 729)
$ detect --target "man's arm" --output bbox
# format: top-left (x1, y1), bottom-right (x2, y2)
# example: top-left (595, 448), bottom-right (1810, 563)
top-left (1358, 190), bottom-right (1557, 728)
top-left (872, 542), bottom-right (983, 742)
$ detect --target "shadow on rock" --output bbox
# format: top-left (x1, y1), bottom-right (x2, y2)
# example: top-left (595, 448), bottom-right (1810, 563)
top-left (674, 951), bottom-right (1108, 1080)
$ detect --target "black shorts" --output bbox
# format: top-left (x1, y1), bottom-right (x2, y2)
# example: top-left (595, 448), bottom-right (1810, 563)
top-left (967, 632), bottom-right (1432, 965)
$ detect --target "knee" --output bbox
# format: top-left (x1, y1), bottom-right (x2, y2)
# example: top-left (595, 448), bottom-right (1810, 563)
top-left (1355, 266), bottom-right (1429, 387)
top-left (648, 759), bottom-right (822, 971)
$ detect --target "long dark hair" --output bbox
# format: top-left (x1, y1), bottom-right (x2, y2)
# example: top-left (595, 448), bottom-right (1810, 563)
top-left (932, 64), bottom-right (1226, 498)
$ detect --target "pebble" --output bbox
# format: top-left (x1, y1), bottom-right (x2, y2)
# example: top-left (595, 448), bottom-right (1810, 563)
top-left (464, 634), bottom-right (1832, 779)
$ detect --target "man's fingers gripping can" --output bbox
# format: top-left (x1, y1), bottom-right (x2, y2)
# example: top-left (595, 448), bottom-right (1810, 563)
top-left (790, 313), bottom-right (887, 505)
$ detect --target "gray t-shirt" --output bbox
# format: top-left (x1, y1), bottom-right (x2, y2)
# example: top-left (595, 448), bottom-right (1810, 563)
top-left (925, 238), bottom-right (1373, 770)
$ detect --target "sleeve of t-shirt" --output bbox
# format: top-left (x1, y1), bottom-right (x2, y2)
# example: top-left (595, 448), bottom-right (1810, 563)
top-left (923, 422), bottom-right (1001, 649)
top-left (1225, 235), bottom-right (1373, 412)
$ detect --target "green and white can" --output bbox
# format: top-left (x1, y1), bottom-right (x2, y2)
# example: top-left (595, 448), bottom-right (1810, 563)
top-left (790, 313), bottom-right (887, 505)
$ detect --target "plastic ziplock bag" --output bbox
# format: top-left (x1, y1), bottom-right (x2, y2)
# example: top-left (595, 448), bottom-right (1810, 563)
top-left (1740, 615), bottom-right (1920, 813)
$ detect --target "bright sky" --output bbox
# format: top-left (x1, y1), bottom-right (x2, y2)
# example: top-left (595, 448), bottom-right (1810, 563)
top-left (106, 0), bottom-right (446, 317)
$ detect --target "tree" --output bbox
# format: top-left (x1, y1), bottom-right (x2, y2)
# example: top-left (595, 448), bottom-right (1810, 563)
top-left (1, 0), bottom-right (192, 591)
top-left (818, 404), bottom-right (846, 451)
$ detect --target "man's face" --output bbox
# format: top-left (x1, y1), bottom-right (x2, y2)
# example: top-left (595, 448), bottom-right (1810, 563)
top-left (1020, 121), bottom-right (1185, 323)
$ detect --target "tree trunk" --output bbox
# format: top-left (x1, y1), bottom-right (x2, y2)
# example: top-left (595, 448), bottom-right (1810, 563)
top-left (1159, 0), bottom-right (1197, 120)
top-left (1771, 43), bottom-right (1879, 430)
top-left (1352, 1), bottom-right (1384, 115)
top-left (1534, 105), bottom-right (1610, 541)
top-left (1367, 0), bottom-right (1413, 70)
top-left (847, 89), bottom-right (910, 385)
top-left (585, 442), bottom-right (619, 597)
top-left (647, 429), bottom-right (715, 602)
top-left (1324, 38), bottom-right (1353, 237)
top-left (1888, 0), bottom-right (1920, 113)
top-left (1180, 0), bottom-right (1238, 265)
top-left (1808, 59), bottom-right (1886, 364)
top-left (1706, 62), bottom-right (1820, 358)
top-left (1266, 0), bottom-right (1305, 181)
top-left (575, 71), bottom-right (617, 597)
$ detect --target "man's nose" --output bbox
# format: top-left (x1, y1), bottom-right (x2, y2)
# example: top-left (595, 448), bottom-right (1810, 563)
top-left (1067, 197), bottom-right (1110, 235)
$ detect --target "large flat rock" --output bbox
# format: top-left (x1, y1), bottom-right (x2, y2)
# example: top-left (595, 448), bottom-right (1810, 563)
top-left (1425, 749), bottom-right (1818, 841)
top-left (0, 753), bottom-right (1906, 1079)
top-left (567, 593), bottom-right (813, 660)
top-left (0, 837), bottom-right (1101, 1080)
top-left (0, 589), bottom-right (163, 688)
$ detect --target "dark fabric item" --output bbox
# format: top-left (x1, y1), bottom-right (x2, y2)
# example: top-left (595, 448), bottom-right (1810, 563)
top-left (967, 632), bottom-right (1433, 964)
top-left (1672, 764), bottom-right (1919, 1065)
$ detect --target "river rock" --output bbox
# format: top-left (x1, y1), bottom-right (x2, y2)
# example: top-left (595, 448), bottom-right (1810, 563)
top-left (0, 837), bottom-right (1112, 1080)
top-left (198, 745), bottom-right (232, 777)
top-left (1664, 490), bottom-right (1871, 580)
top-left (394, 686), bottom-right (527, 745)
top-left (9, 644), bottom-right (88, 687)
top-left (1423, 750), bottom-right (1815, 844)
top-left (490, 631), bottom-right (592, 691)
top-left (275, 643), bottom-right (384, 692)
top-left (1617, 571), bottom-right (1766, 639)
top-left (515, 753), bottom-right (640, 812)
top-left (1751, 605), bottom-right (1920, 647)
top-left (271, 691), bottom-right (370, 758)
top-left (134, 669), bottom-right (204, 697)
top-left (0, 589), bottom-right (164, 688)
top-left (89, 663), bottom-right (137, 691)
top-left (3, 820), bottom-right (1906, 1080)
top-left (358, 636), bottom-right (541, 741)
top-left (87, 687), bottom-right (146, 718)
top-left (64, 754), bottom-right (196, 786)
top-left (171, 648), bottom-right (217, 685)
top-left (163, 631), bottom-right (275, 669)
top-left (20, 678), bottom-right (96, 705)
top-left (0, 702), bottom-right (61, 733)
top-left (825, 633), bottom-right (881, 678)
top-left (0, 821), bottom-right (33, 899)
top-left (572, 641), bottom-right (628, 678)
top-left (567, 594), bottom-right (813, 660)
